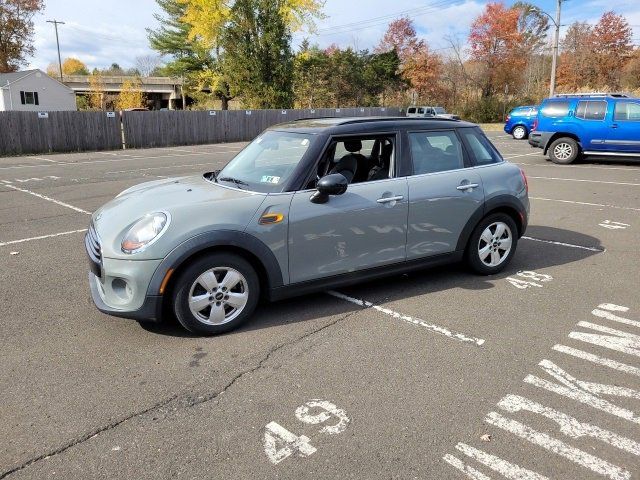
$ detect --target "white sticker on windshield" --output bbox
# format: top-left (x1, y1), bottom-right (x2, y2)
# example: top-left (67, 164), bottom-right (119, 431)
top-left (301, 139), bottom-right (309, 146)
top-left (261, 175), bottom-right (281, 184)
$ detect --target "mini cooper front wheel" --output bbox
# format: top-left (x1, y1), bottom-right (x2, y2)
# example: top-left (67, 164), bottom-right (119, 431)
top-left (173, 253), bottom-right (259, 335)
top-left (512, 125), bottom-right (527, 140)
top-left (466, 214), bottom-right (518, 275)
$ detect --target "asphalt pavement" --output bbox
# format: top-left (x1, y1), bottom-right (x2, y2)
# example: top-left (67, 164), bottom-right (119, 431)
top-left (1, 131), bottom-right (639, 479)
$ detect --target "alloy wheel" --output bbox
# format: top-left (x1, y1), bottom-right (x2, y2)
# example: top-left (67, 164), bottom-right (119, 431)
top-left (513, 126), bottom-right (526, 139)
top-left (478, 222), bottom-right (513, 267)
top-left (188, 267), bottom-right (249, 325)
top-left (553, 142), bottom-right (573, 161)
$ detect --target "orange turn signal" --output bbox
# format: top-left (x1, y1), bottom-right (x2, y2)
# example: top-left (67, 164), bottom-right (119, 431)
top-left (259, 213), bottom-right (285, 225)
top-left (159, 268), bottom-right (174, 295)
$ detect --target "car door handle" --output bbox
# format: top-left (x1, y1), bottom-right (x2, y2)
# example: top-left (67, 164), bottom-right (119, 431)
top-left (611, 123), bottom-right (619, 129)
top-left (377, 195), bottom-right (404, 203)
top-left (457, 183), bottom-right (479, 191)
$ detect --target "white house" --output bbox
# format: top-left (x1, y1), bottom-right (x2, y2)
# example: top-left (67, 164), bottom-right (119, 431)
top-left (0, 69), bottom-right (76, 112)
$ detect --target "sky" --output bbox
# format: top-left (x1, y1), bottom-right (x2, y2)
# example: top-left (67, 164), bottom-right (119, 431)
top-left (28, 0), bottom-right (640, 71)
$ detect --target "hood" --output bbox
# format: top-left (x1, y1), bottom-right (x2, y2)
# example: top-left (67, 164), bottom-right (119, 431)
top-left (93, 175), bottom-right (267, 260)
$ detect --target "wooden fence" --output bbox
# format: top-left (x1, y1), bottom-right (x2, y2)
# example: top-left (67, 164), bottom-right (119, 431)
top-left (0, 107), bottom-right (402, 155)
top-left (0, 111), bottom-right (122, 155)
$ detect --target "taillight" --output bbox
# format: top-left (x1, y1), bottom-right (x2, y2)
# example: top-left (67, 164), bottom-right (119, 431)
top-left (532, 119), bottom-right (538, 131)
top-left (505, 115), bottom-right (511, 122)
top-left (520, 168), bottom-right (528, 193)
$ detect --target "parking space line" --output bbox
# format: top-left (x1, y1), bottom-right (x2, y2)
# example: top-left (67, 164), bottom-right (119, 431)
top-left (106, 162), bottom-right (211, 174)
top-left (529, 197), bottom-right (640, 212)
top-left (522, 236), bottom-right (605, 252)
top-left (0, 229), bottom-right (87, 247)
top-left (503, 153), bottom-right (541, 160)
top-left (31, 156), bottom-right (58, 163)
top-left (516, 162), bottom-right (640, 172)
top-left (327, 291), bottom-right (485, 346)
top-left (528, 176), bottom-right (640, 187)
top-left (3, 184), bottom-right (91, 215)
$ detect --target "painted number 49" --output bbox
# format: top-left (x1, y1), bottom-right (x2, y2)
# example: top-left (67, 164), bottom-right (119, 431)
top-left (264, 400), bottom-right (350, 465)
top-left (506, 270), bottom-right (553, 289)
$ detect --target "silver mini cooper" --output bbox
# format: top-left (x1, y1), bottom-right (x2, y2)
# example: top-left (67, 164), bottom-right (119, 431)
top-left (87, 117), bottom-right (529, 334)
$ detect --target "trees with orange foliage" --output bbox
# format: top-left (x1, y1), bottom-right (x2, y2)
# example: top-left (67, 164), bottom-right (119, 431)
top-left (556, 22), bottom-right (595, 91)
top-left (468, 2), bottom-right (525, 98)
top-left (0, 0), bottom-right (44, 72)
top-left (591, 11), bottom-right (633, 89)
top-left (376, 17), bottom-right (444, 103)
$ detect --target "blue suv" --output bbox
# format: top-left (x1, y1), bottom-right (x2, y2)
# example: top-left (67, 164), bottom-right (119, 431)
top-left (529, 93), bottom-right (640, 164)
top-left (504, 105), bottom-right (538, 140)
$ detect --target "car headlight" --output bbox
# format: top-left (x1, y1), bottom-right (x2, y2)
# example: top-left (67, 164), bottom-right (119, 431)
top-left (121, 212), bottom-right (170, 254)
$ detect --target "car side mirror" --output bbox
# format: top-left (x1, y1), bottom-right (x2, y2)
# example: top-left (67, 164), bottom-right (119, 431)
top-left (310, 173), bottom-right (348, 204)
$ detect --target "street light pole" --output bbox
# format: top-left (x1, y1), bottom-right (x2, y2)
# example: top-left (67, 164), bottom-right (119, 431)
top-left (46, 20), bottom-right (65, 82)
top-left (549, 0), bottom-right (562, 97)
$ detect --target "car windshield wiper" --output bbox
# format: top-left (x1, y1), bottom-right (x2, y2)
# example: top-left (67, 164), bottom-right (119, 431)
top-left (205, 170), bottom-right (220, 183)
top-left (218, 176), bottom-right (250, 189)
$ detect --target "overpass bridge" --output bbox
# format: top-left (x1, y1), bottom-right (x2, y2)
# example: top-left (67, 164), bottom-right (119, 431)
top-left (63, 75), bottom-right (184, 110)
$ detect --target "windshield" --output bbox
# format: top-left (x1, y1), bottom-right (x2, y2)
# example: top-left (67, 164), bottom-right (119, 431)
top-left (215, 131), bottom-right (313, 193)
top-left (433, 107), bottom-right (446, 114)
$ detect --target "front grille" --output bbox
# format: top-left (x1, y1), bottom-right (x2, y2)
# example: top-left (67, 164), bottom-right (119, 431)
top-left (85, 222), bottom-right (102, 276)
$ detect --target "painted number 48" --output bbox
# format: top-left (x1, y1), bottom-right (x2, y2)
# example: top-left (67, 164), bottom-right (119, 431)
top-left (507, 270), bottom-right (553, 289)
top-left (264, 400), bottom-right (350, 464)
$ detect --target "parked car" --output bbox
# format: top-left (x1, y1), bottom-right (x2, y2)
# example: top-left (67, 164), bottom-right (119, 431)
top-left (528, 93), bottom-right (640, 164)
top-left (504, 105), bottom-right (538, 140)
top-left (86, 117), bottom-right (529, 335)
top-left (406, 106), bottom-right (460, 120)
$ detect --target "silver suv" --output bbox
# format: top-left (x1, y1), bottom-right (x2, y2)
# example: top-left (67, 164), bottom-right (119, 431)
top-left (86, 117), bottom-right (529, 335)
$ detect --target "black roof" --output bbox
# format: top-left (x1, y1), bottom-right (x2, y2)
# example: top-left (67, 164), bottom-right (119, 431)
top-left (269, 116), bottom-right (476, 135)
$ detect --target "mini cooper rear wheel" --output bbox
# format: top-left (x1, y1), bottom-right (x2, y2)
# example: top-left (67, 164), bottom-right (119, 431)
top-left (466, 213), bottom-right (518, 275)
top-left (549, 137), bottom-right (579, 164)
top-left (173, 253), bottom-right (259, 335)
top-left (512, 125), bottom-right (527, 140)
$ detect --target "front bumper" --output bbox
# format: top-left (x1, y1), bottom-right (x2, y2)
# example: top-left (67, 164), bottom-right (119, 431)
top-left (87, 255), bottom-right (164, 322)
top-left (89, 272), bottom-right (163, 321)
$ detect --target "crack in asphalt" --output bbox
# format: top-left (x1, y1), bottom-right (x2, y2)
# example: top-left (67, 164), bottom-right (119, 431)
top-left (0, 310), bottom-right (358, 479)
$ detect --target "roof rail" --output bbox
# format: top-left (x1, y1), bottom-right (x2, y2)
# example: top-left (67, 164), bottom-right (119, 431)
top-left (554, 92), bottom-right (631, 98)
top-left (339, 117), bottom-right (460, 125)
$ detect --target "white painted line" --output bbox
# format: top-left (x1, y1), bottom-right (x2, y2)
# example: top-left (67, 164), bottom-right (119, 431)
top-left (0, 229), bottom-right (87, 247)
top-left (328, 290), bottom-right (485, 346)
top-left (528, 176), bottom-right (640, 187)
top-left (96, 151), bottom-right (132, 157)
top-left (30, 156), bottom-right (58, 163)
top-left (522, 236), bottom-right (604, 252)
top-left (571, 321), bottom-right (640, 359)
top-left (503, 153), bottom-right (541, 160)
top-left (454, 443), bottom-right (548, 480)
top-left (106, 162), bottom-right (210, 174)
top-left (529, 196), bottom-right (640, 212)
top-left (599, 303), bottom-right (629, 313)
top-left (515, 162), bottom-right (640, 172)
top-left (442, 454), bottom-right (492, 479)
top-left (0, 150), bottom-right (239, 171)
top-left (592, 308), bottom-right (640, 329)
top-left (3, 184), bottom-right (91, 215)
top-left (553, 344), bottom-right (640, 377)
top-left (485, 411), bottom-right (630, 480)
top-left (497, 394), bottom-right (640, 457)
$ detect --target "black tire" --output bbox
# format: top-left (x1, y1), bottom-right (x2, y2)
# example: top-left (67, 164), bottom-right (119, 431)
top-left (512, 125), bottom-right (528, 140)
top-left (173, 253), bottom-right (259, 335)
top-left (465, 213), bottom-right (518, 275)
top-left (548, 137), bottom-right (579, 164)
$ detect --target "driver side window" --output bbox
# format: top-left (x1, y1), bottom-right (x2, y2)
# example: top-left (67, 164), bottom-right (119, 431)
top-left (310, 135), bottom-right (396, 188)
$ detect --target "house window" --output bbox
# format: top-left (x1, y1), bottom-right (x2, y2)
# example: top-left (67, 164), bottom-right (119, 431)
top-left (20, 91), bottom-right (39, 105)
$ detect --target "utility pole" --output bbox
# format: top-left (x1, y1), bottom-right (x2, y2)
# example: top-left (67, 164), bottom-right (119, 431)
top-left (46, 20), bottom-right (65, 82)
top-left (549, 0), bottom-right (562, 98)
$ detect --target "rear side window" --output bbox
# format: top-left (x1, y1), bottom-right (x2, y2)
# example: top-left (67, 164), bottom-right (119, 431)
top-left (417, 107), bottom-right (425, 114)
top-left (409, 130), bottom-right (464, 175)
top-left (576, 100), bottom-right (607, 120)
top-left (461, 129), bottom-right (502, 166)
top-left (541, 101), bottom-right (570, 118)
top-left (407, 107), bottom-right (416, 114)
top-left (614, 101), bottom-right (640, 121)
